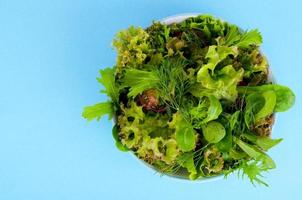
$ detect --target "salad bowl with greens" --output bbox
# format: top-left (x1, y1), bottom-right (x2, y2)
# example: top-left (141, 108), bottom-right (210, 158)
top-left (82, 14), bottom-right (295, 186)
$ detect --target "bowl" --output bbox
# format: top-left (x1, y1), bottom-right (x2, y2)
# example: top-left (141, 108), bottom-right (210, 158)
top-left (116, 13), bottom-right (275, 182)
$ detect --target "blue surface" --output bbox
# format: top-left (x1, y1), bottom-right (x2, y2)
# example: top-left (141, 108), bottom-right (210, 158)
top-left (0, 0), bottom-right (301, 199)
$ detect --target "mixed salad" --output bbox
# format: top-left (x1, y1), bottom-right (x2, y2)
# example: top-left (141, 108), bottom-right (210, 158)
top-left (83, 15), bottom-right (295, 185)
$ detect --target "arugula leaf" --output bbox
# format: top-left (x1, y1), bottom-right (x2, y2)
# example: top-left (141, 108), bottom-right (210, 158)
top-left (235, 137), bottom-right (262, 159)
top-left (82, 101), bottom-right (114, 121)
top-left (235, 138), bottom-right (276, 169)
top-left (202, 121), bottom-right (226, 143)
top-left (202, 95), bottom-right (222, 123)
top-left (243, 133), bottom-right (283, 151)
top-left (97, 67), bottom-right (119, 104)
top-left (121, 69), bottom-right (160, 97)
top-left (238, 84), bottom-right (295, 112)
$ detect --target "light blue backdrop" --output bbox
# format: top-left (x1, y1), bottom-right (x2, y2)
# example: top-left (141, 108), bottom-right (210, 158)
top-left (0, 0), bottom-right (301, 199)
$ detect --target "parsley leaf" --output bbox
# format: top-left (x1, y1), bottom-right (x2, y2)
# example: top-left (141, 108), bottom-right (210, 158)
top-left (82, 101), bottom-right (114, 121)
top-left (121, 69), bottom-right (160, 97)
top-left (97, 67), bottom-right (119, 104)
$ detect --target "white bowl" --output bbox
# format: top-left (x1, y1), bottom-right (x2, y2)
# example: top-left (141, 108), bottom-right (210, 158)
top-left (117, 13), bottom-right (274, 183)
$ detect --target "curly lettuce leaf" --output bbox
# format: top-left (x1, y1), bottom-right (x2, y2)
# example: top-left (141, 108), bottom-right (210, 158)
top-left (189, 95), bottom-right (222, 128)
top-left (113, 26), bottom-right (150, 72)
top-left (196, 64), bottom-right (244, 101)
top-left (112, 125), bottom-right (129, 152)
top-left (182, 15), bottom-right (227, 42)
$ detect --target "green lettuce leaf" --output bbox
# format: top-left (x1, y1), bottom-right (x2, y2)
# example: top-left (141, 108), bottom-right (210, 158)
top-left (224, 26), bottom-right (262, 48)
top-left (197, 64), bottom-right (244, 101)
top-left (82, 101), bottom-right (114, 121)
top-left (121, 69), bottom-right (160, 97)
top-left (202, 121), bottom-right (226, 143)
top-left (113, 26), bottom-right (150, 72)
top-left (97, 67), bottom-right (119, 104)
top-left (169, 113), bottom-right (196, 152)
top-left (238, 84), bottom-right (295, 112)
top-left (177, 152), bottom-right (197, 180)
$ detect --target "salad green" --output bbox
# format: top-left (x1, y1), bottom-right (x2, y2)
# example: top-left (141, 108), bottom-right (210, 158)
top-left (82, 15), bottom-right (295, 186)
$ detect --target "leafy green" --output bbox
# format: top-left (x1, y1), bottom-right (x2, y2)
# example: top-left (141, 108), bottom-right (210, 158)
top-left (181, 15), bottom-right (227, 42)
top-left (199, 45), bottom-right (238, 73)
top-left (169, 113), bottom-right (196, 152)
top-left (203, 146), bottom-right (224, 173)
top-left (244, 90), bottom-right (276, 126)
top-left (82, 101), bottom-right (114, 121)
top-left (238, 84), bottom-right (295, 112)
top-left (177, 152), bottom-right (197, 180)
top-left (202, 121), bottom-right (226, 143)
top-left (216, 130), bottom-right (233, 152)
top-left (196, 64), bottom-right (244, 101)
top-left (83, 14), bottom-right (295, 185)
top-left (112, 125), bottom-right (129, 152)
top-left (155, 59), bottom-right (192, 110)
top-left (243, 133), bottom-right (283, 151)
top-left (234, 138), bottom-right (276, 186)
top-left (97, 67), bottom-right (119, 104)
top-left (224, 26), bottom-right (262, 48)
top-left (113, 26), bottom-right (150, 73)
top-left (121, 69), bottom-right (160, 97)
top-left (254, 91), bottom-right (276, 121)
top-left (189, 95), bottom-right (222, 128)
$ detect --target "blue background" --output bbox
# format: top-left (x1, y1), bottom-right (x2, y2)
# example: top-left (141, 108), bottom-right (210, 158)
top-left (0, 0), bottom-right (301, 199)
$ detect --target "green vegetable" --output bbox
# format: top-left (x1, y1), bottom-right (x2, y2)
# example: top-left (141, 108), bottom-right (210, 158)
top-left (170, 113), bottom-right (196, 152)
top-left (121, 69), bottom-right (159, 97)
top-left (189, 95), bottom-right (222, 128)
top-left (177, 152), bottom-right (197, 180)
top-left (238, 84), bottom-right (295, 112)
top-left (196, 64), bottom-right (244, 101)
top-left (202, 121), bottom-right (226, 143)
top-left (97, 67), bottom-right (119, 104)
top-left (224, 27), bottom-right (262, 48)
top-left (82, 101), bottom-right (114, 121)
top-left (243, 133), bottom-right (283, 151)
top-left (112, 125), bottom-right (129, 152)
